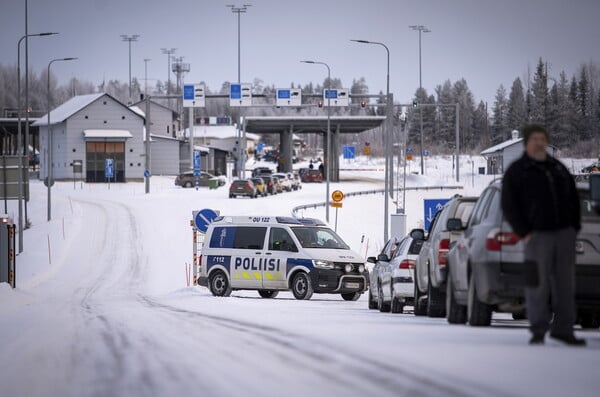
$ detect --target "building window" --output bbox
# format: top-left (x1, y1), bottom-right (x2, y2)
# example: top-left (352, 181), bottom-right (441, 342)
top-left (103, 120), bottom-right (107, 124)
top-left (85, 115), bottom-right (88, 119)
top-left (72, 148), bottom-right (76, 152)
top-left (122, 116), bottom-right (125, 120)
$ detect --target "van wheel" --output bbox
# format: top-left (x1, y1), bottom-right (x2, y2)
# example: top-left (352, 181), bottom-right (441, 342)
top-left (258, 290), bottom-right (279, 299)
top-left (467, 272), bottom-right (492, 326)
top-left (341, 292), bottom-right (361, 301)
top-left (446, 270), bottom-right (467, 324)
top-left (368, 290), bottom-right (378, 309)
top-left (209, 270), bottom-right (232, 297)
top-left (291, 272), bottom-right (313, 300)
top-left (414, 279), bottom-right (427, 316)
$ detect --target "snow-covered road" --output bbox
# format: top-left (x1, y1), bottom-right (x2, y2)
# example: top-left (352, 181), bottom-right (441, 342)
top-left (1, 167), bottom-right (599, 397)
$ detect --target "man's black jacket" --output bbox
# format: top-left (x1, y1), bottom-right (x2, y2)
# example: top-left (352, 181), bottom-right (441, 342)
top-left (501, 152), bottom-right (580, 238)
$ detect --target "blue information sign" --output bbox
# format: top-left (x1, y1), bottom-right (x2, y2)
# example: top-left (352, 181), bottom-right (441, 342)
top-left (423, 150), bottom-right (430, 157)
top-left (424, 199), bottom-right (450, 230)
top-left (343, 145), bottom-right (356, 159)
top-left (324, 89), bottom-right (338, 99)
top-left (230, 84), bottom-right (241, 99)
top-left (278, 90), bottom-right (291, 99)
top-left (144, 170), bottom-right (151, 178)
top-left (406, 148), bottom-right (414, 155)
top-left (194, 209), bottom-right (219, 233)
top-left (183, 85), bottom-right (194, 100)
top-left (193, 150), bottom-right (201, 170)
top-left (105, 158), bottom-right (114, 178)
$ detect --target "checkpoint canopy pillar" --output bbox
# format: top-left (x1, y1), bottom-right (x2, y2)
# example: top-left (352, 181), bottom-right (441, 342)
top-left (330, 124), bottom-right (341, 183)
top-left (280, 126), bottom-right (294, 173)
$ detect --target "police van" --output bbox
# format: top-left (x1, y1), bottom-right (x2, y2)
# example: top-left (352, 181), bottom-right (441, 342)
top-left (198, 216), bottom-right (369, 300)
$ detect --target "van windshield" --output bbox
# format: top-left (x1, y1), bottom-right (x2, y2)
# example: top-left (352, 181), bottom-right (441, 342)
top-left (291, 227), bottom-right (350, 249)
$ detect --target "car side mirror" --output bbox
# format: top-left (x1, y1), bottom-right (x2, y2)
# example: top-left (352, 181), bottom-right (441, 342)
top-left (377, 254), bottom-right (389, 262)
top-left (367, 256), bottom-right (377, 264)
top-left (446, 218), bottom-right (464, 232)
top-left (409, 228), bottom-right (425, 241)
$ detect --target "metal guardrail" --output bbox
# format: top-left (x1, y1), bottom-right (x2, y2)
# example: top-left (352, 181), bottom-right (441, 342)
top-left (292, 185), bottom-right (464, 217)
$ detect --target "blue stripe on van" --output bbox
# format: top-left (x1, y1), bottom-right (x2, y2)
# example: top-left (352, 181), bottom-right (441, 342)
top-left (286, 258), bottom-right (314, 276)
top-left (206, 255), bottom-right (231, 272)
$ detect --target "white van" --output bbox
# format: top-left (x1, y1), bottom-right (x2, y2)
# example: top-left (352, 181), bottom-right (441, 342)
top-left (198, 216), bottom-right (369, 300)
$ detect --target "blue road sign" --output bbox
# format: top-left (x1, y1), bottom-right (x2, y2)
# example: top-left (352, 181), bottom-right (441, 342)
top-left (230, 84), bottom-right (241, 99)
top-left (406, 148), bottom-right (414, 154)
top-left (144, 170), bottom-right (151, 178)
top-left (424, 199), bottom-right (450, 231)
top-left (195, 209), bottom-right (218, 233)
top-left (423, 150), bottom-right (430, 157)
top-left (193, 170), bottom-right (200, 177)
top-left (193, 150), bottom-right (201, 170)
top-left (257, 142), bottom-right (265, 153)
top-left (324, 89), bottom-right (338, 99)
top-left (105, 159), bottom-right (114, 179)
top-left (183, 85), bottom-right (195, 100)
top-left (343, 145), bottom-right (356, 159)
top-left (278, 89), bottom-right (290, 99)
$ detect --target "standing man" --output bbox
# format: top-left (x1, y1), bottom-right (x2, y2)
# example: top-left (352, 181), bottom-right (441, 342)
top-left (502, 124), bottom-right (585, 346)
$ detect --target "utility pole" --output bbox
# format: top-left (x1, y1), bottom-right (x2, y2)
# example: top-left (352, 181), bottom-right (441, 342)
top-left (409, 25), bottom-right (431, 175)
top-left (143, 58), bottom-right (151, 96)
top-left (121, 34), bottom-right (139, 104)
top-left (161, 48), bottom-right (176, 108)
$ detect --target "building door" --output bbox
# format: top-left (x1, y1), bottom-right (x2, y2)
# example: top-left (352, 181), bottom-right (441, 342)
top-left (85, 141), bottom-right (126, 182)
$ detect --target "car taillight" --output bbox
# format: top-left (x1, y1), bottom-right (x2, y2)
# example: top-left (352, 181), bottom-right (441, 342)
top-left (399, 259), bottom-right (415, 269)
top-left (438, 238), bottom-right (450, 265)
top-left (247, 183), bottom-right (252, 189)
top-left (229, 184), bottom-right (234, 189)
top-left (268, 182), bottom-right (272, 186)
top-left (486, 231), bottom-right (520, 251)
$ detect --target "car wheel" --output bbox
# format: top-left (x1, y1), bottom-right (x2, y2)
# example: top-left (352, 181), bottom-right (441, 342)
top-left (512, 310), bottom-right (527, 320)
top-left (185, 181), bottom-right (193, 188)
top-left (377, 283), bottom-right (391, 312)
top-left (291, 272), bottom-right (313, 300)
top-left (467, 271), bottom-right (492, 326)
top-left (446, 269), bottom-right (467, 324)
top-left (390, 287), bottom-right (404, 313)
top-left (208, 270), bottom-right (232, 297)
top-left (341, 292), bottom-right (361, 301)
top-left (579, 313), bottom-right (600, 329)
top-left (427, 266), bottom-right (446, 317)
top-left (413, 278), bottom-right (427, 316)
top-left (368, 290), bottom-right (378, 309)
top-left (258, 290), bottom-right (279, 299)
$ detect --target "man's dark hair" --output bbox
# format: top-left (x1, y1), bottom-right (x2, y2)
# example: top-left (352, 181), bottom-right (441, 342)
top-left (522, 124), bottom-right (548, 145)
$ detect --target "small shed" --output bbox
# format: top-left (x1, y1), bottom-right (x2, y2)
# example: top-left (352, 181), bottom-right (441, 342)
top-left (480, 131), bottom-right (557, 174)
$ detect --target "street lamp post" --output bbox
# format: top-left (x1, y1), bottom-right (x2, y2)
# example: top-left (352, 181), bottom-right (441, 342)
top-left (227, 4), bottom-right (252, 83)
top-left (301, 60), bottom-right (331, 223)
top-left (143, 58), bottom-right (151, 96)
top-left (351, 39), bottom-right (392, 242)
top-left (161, 48), bottom-right (176, 108)
top-left (121, 34), bottom-right (139, 104)
top-left (409, 25), bottom-right (431, 176)
top-left (16, 31), bottom-right (57, 252)
top-left (47, 57), bottom-right (77, 222)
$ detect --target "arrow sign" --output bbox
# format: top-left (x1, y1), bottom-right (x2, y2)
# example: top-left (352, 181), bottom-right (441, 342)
top-left (423, 199), bottom-right (450, 230)
top-left (194, 209), bottom-right (219, 233)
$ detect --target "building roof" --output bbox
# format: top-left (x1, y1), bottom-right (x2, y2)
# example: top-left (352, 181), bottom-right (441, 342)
top-left (130, 99), bottom-right (178, 116)
top-left (243, 115), bottom-right (386, 134)
top-left (180, 125), bottom-right (260, 141)
top-left (480, 138), bottom-right (523, 156)
top-left (32, 92), bottom-right (143, 127)
top-left (83, 129), bottom-right (133, 139)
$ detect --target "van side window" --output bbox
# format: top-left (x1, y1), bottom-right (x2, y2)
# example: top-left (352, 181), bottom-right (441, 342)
top-left (233, 227), bottom-right (267, 250)
top-left (268, 227), bottom-right (298, 252)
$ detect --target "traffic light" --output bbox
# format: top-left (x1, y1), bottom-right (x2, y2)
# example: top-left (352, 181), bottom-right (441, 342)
top-left (360, 100), bottom-right (366, 108)
top-left (318, 100), bottom-right (323, 108)
top-left (412, 101), bottom-right (418, 109)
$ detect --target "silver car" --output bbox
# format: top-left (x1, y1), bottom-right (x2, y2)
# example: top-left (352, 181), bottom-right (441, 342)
top-left (367, 237), bottom-right (400, 310)
top-left (414, 196), bottom-right (477, 317)
top-left (446, 181), bottom-right (526, 326)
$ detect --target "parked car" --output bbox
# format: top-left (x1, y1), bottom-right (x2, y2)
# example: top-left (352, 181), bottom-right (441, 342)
top-left (175, 171), bottom-right (225, 188)
top-left (581, 161), bottom-right (600, 174)
top-left (373, 230), bottom-right (425, 313)
top-left (293, 172), bottom-right (303, 190)
top-left (301, 169), bottom-right (323, 183)
top-left (367, 237), bottom-right (401, 310)
top-left (250, 177), bottom-right (268, 197)
top-left (261, 176), bottom-right (277, 195)
top-left (273, 173), bottom-right (292, 192)
top-left (414, 196), bottom-right (477, 317)
top-left (272, 176), bottom-right (283, 193)
top-left (574, 183), bottom-right (600, 329)
top-left (252, 167), bottom-right (273, 178)
top-left (445, 181), bottom-right (527, 326)
top-left (229, 179), bottom-right (258, 199)
top-left (287, 172), bottom-right (300, 191)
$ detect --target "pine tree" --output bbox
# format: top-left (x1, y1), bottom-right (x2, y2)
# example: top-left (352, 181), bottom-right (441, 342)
top-left (507, 77), bottom-right (527, 131)
top-left (434, 80), bottom-right (454, 143)
top-left (491, 85), bottom-right (508, 144)
top-left (530, 58), bottom-right (548, 124)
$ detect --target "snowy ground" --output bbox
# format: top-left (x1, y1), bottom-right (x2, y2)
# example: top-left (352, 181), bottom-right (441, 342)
top-left (0, 155), bottom-right (599, 397)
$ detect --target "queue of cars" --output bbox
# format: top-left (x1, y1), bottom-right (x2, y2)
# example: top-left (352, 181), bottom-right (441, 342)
top-left (369, 179), bottom-right (600, 329)
top-left (229, 167), bottom-right (302, 199)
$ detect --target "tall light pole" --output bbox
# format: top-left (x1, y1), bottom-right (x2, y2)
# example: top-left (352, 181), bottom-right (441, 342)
top-left (351, 39), bottom-right (392, 242)
top-left (121, 34), bottom-right (139, 104)
top-left (227, 4), bottom-right (252, 83)
top-left (47, 57), bottom-right (77, 222)
top-left (161, 48), bottom-right (176, 108)
top-left (16, 31), bottom-right (57, 253)
top-left (301, 60), bottom-right (331, 223)
top-left (143, 58), bottom-right (151, 96)
top-left (409, 25), bottom-right (431, 175)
